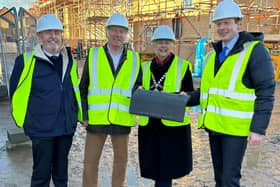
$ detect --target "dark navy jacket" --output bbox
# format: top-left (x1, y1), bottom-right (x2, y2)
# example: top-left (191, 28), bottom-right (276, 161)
top-left (10, 45), bottom-right (78, 137)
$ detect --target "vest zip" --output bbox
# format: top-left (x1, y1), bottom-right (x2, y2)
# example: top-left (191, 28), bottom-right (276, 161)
top-left (107, 56), bottom-right (121, 125)
top-left (200, 72), bottom-right (210, 129)
top-left (202, 54), bottom-right (219, 128)
top-left (204, 53), bottom-right (222, 126)
top-left (53, 62), bottom-right (69, 132)
top-left (58, 74), bottom-right (63, 91)
top-left (202, 89), bottom-right (211, 128)
top-left (107, 78), bottom-right (116, 124)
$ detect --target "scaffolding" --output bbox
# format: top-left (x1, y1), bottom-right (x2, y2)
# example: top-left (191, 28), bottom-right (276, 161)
top-left (129, 0), bottom-right (216, 60)
top-left (30, 0), bottom-right (84, 48)
top-left (0, 7), bottom-right (37, 97)
top-left (29, 0), bottom-right (280, 61)
top-left (30, 0), bottom-right (132, 54)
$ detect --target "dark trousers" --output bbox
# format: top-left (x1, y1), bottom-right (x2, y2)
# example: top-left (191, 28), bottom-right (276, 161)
top-left (30, 135), bottom-right (73, 187)
top-left (154, 180), bottom-right (172, 187)
top-left (209, 133), bottom-right (247, 187)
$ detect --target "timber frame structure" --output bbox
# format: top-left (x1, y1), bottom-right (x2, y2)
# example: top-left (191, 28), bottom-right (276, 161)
top-left (29, 0), bottom-right (280, 60)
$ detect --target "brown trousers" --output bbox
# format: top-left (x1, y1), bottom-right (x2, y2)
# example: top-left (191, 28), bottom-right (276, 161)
top-left (82, 132), bottom-right (129, 187)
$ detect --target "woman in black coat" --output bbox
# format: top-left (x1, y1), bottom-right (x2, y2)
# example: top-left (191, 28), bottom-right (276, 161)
top-left (138, 25), bottom-right (194, 187)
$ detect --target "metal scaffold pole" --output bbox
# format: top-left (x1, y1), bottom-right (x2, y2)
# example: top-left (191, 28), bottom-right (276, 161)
top-left (27, 0), bottom-right (280, 67)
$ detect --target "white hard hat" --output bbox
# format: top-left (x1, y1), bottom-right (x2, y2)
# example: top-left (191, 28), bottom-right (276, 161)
top-left (151, 25), bottom-right (175, 41)
top-left (212, 0), bottom-right (243, 22)
top-left (106, 13), bottom-right (129, 29)
top-left (36, 14), bottom-right (63, 33)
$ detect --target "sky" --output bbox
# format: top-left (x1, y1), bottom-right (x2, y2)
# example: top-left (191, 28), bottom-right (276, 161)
top-left (0, 0), bottom-right (35, 10)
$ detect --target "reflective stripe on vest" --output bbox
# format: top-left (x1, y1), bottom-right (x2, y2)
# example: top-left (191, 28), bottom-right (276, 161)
top-left (88, 103), bottom-right (129, 112)
top-left (201, 88), bottom-right (256, 101)
top-left (87, 47), bottom-right (140, 126)
top-left (206, 105), bottom-right (253, 119)
top-left (199, 41), bottom-right (259, 136)
top-left (139, 56), bottom-right (192, 127)
top-left (11, 51), bottom-right (82, 127)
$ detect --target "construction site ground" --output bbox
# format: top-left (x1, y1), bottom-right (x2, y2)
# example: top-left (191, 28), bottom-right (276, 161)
top-left (0, 80), bottom-right (279, 187)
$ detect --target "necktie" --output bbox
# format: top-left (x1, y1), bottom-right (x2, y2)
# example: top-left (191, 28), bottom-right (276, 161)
top-left (219, 46), bottom-right (228, 62)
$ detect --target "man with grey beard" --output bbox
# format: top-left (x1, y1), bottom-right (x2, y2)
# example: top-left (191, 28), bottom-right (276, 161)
top-left (9, 14), bottom-right (82, 187)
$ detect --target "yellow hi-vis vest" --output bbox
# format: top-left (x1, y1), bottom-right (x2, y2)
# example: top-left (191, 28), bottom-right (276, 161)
top-left (87, 47), bottom-right (140, 126)
top-left (11, 51), bottom-right (83, 127)
top-left (139, 56), bottom-right (192, 126)
top-left (198, 41), bottom-right (260, 136)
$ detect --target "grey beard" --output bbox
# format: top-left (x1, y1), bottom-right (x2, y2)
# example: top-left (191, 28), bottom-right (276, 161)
top-left (46, 43), bottom-right (60, 53)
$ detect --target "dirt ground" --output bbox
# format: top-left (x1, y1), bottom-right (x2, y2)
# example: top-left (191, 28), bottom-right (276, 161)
top-left (0, 83), bottom-right (279, 187)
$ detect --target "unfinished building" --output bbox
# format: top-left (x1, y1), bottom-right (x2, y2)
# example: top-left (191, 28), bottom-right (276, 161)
top-left (28, 0), bottom-right (280, 62)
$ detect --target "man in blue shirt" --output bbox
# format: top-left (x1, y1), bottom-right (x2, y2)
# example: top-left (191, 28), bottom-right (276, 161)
top-left (188, 1), bottom-right (275, 186)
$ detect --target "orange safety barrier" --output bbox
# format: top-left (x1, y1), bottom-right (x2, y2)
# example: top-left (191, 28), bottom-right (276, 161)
top-left (271, 55), bottom-right (280, 82)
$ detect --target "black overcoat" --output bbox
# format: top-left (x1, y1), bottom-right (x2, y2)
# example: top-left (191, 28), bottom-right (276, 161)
top-left (138, 54), bottom-right (194, 180)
